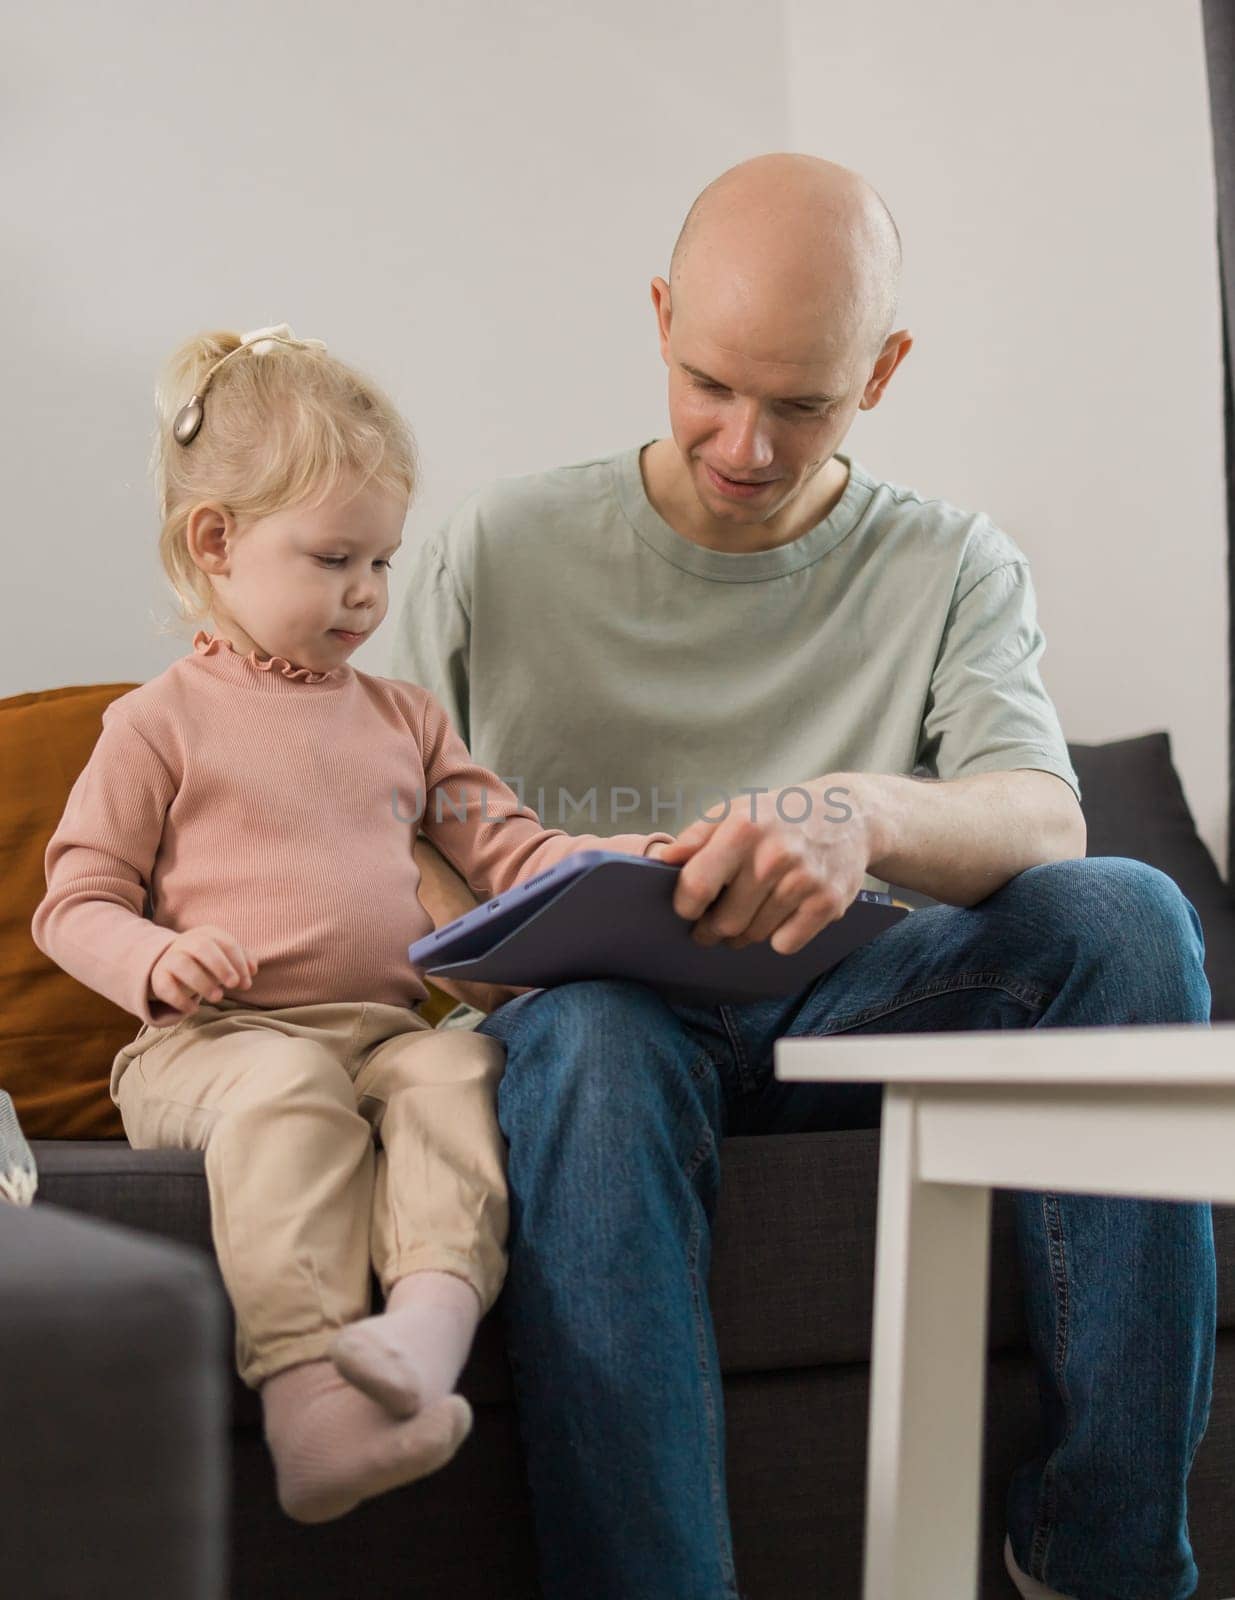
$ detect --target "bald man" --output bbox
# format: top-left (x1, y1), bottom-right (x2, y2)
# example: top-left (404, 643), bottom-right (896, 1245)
top-left (392, 155), bottom-right (1214, 1600)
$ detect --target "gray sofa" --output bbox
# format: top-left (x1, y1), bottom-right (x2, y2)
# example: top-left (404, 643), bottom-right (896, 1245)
top-left (18, 732), bottom-right (1235, 1598)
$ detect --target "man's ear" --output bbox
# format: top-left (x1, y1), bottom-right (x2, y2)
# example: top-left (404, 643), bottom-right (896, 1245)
top-left (650, 275), bottom-right (673, 364)
top-left (186, 503), bottom-right (235, 576)
top-left (859, 329), bottom-right (913, 411)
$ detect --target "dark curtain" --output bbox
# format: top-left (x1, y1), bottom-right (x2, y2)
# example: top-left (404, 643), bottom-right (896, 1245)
top-left (1201, 0), bottom-right (1235, 880)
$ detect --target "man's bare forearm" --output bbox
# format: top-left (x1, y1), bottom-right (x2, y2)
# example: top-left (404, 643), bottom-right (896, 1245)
top-left (830, 768), bottom-right (1087, 907)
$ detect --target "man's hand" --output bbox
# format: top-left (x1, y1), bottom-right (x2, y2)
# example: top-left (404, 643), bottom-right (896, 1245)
top-left (654, 780), bottom-right (869, 956)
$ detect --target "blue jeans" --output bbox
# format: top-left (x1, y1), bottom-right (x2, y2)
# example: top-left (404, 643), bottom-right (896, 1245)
top-left (477, 857), bottom-right (1216, 1600)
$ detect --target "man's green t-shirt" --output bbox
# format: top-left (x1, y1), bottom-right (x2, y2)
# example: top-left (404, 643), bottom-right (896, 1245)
top-left (391, 443), bottom-right (1080, 897)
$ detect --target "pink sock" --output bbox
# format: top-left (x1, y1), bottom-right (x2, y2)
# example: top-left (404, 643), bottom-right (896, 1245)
top-left (328, 1269), bottom-right (482, 1418)
top-left (260, 1357), bottom-right (471, 1523)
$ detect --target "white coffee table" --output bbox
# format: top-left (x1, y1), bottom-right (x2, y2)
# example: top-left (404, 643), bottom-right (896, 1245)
top-left (774, 1022), bottom-right (1235, 1600)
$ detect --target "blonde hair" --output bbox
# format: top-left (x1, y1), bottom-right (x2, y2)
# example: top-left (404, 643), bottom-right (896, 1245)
top-left (150, 329), bottom-right (418, 633)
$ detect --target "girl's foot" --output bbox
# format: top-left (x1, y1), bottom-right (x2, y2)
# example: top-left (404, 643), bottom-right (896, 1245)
top-left (328, 1269), bottom-right (481, 1418)
top-left (260, 1358), bottom-right (472, 1523)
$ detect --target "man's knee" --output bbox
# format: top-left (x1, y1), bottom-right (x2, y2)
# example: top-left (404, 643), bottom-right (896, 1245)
top-left (1006, 855), bottom-right (1198, 938)
top-left (997, 856), bottom-right (1207, 1006)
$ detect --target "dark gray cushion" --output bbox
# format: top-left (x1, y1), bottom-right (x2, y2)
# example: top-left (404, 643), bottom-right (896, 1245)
top-left (897, 732), bottom-right (1235, 1017)
top-left (1067, 731), bottom-right (1235, 1020)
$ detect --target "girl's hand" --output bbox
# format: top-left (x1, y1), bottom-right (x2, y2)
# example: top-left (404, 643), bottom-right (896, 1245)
top-left (150, 925), bottom-right (258, 1018)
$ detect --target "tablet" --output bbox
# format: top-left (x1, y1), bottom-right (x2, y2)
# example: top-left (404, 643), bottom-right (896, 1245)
top-left (409, 850), bottom-right (910, 1006)
top-left (409, 850), bottom-right (619, 962)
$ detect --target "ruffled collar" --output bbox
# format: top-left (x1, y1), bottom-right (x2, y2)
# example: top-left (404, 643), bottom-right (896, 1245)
top-left (191, 629), bottom-right (347, 684)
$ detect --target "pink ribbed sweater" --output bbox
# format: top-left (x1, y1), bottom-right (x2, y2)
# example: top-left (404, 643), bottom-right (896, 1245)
top-left (31, 630), bottom-right (668, 1028)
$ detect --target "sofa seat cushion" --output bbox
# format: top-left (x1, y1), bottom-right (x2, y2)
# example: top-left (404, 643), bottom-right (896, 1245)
top-left (31, 1132), bottom-right (1235, 1430)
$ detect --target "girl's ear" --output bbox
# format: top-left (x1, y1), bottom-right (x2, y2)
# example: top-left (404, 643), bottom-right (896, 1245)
top-left (186, 504), bottom-right (234, 574)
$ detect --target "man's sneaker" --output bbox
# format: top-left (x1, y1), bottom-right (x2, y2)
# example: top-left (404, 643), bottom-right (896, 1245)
top-left (1004, 1533), bottom-right (1073, 1599)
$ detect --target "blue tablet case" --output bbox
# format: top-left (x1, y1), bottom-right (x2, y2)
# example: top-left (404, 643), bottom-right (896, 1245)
top-left (409, 850), bottom-right (910, 1005)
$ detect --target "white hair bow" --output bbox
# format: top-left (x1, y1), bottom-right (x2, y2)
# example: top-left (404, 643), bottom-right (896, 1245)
top-left (239, 322), bottom-right (328, 356)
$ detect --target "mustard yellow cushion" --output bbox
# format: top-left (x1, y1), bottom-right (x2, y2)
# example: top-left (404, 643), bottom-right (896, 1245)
top-left (0, 682), bottom-right (142, 1137)
top-left (417, 981), bottom-right (464, 1027)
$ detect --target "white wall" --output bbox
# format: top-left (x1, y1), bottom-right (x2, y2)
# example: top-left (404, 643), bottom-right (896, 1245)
top-left (788, 0), bottom-right (1229, 877)
top-left (6, 0), bottom-right (1229, 878)
top-left (3, 0), bottom-right (785, 678)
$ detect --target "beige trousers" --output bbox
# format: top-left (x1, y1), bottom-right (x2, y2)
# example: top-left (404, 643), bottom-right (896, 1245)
top-left (110, 997), bottom-right (507, 1389)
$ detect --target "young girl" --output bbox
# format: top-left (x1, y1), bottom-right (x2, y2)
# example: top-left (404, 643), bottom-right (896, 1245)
top-left (31, 323), bottom-right (672, 1524)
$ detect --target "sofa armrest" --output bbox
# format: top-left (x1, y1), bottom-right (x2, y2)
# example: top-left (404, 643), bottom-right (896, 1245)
top-left (0, 1199), bottom-right (229, 1598)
